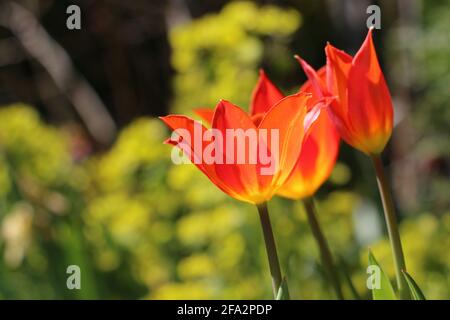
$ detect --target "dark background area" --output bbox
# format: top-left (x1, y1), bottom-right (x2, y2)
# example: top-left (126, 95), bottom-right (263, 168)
top-left (0, 0), bottom-right (394, 130)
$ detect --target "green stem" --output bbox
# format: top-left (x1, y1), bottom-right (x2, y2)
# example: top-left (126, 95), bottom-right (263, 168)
top-left (370, 154), bottom-right (409, 299)
top-left (337, 254), bottom-right (361, 300)
top-left (303, 197), bottom-right (344, 299)
top-left (256, 202), bottom-right (288, 299)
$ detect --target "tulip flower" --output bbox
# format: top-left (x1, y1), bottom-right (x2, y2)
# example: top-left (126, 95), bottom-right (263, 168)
top-left (195, 70), bottom-right (340, 203)
top-left (325, 28), bottom-right (393, 156)
top-left (299, 29), bottom-right (409, 298)
top-left (161, 90), bottom-right (312, 299)
top-left (196, 71), bottom-right (345, 299)
top-left (161, 92), bottom-right (310, 205)
top-left (196, 71), bottom-right (340, 200)
top-left (328, 29), bottom-right (409, 298)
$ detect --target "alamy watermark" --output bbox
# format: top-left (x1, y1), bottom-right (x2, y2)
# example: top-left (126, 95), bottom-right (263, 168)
top-left (366, 5), bottom-right (381, 29)
top-left (169, 123), bottom-right (280, 175)
top-left (66, 5), bottom-right (81, 30)
top-left (366, 264), bottom-right (381, 290)
top-left (66, 265), bottom-right (81, 290)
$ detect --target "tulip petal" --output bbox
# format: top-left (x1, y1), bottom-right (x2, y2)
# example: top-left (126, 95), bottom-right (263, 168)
top-left (160, 115), bottom-right (248, 202)
top-left (258, 92), bottom-right (310, 191)
top-left (250, 69), bottom-right (285, 116)
top-left (212, 100), bottom-right (261, 202)
top-left (324, 42), bottom-right (366, 149)
top-left (278, 107), bottom-right (339, 199)
top-left (194, 108), bottom-right (215, 125)
top-left (296, 56), bottom-right (328, 109)
top-left (325, 43), bottom-right (352, 116)
top-left (303, 97), bottom-right (336, 136)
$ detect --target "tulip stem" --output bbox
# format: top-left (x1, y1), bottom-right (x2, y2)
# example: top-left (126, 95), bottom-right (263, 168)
top-left (371, 154), bottom-right (409, 299)
top-left (303, 197), bottom-right (344, 300)
top-left (256, 202), bottom-right (288, 299)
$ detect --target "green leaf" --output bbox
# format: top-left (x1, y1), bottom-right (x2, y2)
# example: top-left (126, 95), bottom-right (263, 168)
top-left (368, 250), bottom-right (397, 300)
top-left (402, 270), bottom-right (426, 300)
top-left (276, 277), bottom-right (290, 300)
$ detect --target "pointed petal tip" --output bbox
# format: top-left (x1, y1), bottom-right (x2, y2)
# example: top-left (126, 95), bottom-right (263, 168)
top-left (159, 114), bottom-right (178, 120)
top-left (294, 54), bottom-right (305, 65)
top-left (217, 99), bottom-right (228, 108)
top-left (325, 42), bottom-right (333, 55)
top-left (159, 115), bottom-right (170, 125)
top-left (368, 27), bottom-right (375, 43)
top-left (159, 114), bottom-right (183, 127)
top-left (215, 100), bottom-right (225, 111)
top-left (325, 42), bottom-right (341, 54)
top-left (215, 99), bottom-right (232, 115)
top-left (366, 27), bottom-right (374, 40)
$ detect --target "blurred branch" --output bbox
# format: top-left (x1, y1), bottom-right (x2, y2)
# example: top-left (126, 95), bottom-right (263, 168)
top-left (0, 1), bottom-right (117, 146)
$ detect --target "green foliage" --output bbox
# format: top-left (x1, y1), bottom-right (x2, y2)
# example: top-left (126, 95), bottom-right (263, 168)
top-left (366, 213), bottom-right (450, 299)
top-left (0, 104), bottom-right (97, 299)
top-left (0, 104), bottom-right (71, 186)
top-left (402, 270), bottom-right (426, 300)
top-left (368, 251), bottom-right (397, 300)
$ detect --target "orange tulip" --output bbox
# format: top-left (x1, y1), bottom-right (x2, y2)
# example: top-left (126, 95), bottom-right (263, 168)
top-left (160, 91), bottom-right (311, 205)
top-left (301, 30), bottom-right (409, 297)
top-left (196, 70), bottom-right (339, 201)
top-left (294, 29), bottom-right (393, 155)
top-left (325, 28), bottom-right (393, 155)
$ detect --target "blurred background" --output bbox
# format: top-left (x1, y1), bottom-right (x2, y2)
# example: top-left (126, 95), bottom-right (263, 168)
top-left (0, 0), bottom-right (448, 299)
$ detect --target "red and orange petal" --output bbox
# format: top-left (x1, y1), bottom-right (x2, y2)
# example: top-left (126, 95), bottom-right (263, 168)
top-left (325, 43), bottom-right (353, 112)
top-left (211, 100), bottom-right (261, 201)
top-left (325, 43), bottom-right (353, 143)
top-left (193, 108), bottom-right (215, 125)
top-left (294, 53), bottom-right (355, 149)
top-left (250, 69), bottom-right (285, 116)
top-left (296, 56), bottom-right (329, 110)
top-left (258, 92), bottom-right (310, 192)
top-left (159, 115), bottom-right (249, 203)
top-left (277, 107), bottom-right (339, 199)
